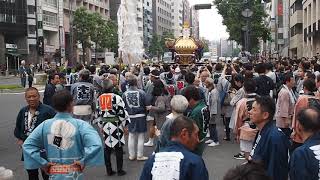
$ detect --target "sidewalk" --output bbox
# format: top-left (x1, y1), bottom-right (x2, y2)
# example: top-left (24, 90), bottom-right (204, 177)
top-left (0, 84), bottom-right (45, 94)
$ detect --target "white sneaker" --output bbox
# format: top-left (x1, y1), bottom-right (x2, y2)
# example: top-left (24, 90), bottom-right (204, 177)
top-left (137, 156), bottom-right (148, 161)
top-left (205, 139), bottom-right (213, 144)
top-left (208, 142), bottom-right (220, 147)
top-left (144, 140), bottom-right (154, 147)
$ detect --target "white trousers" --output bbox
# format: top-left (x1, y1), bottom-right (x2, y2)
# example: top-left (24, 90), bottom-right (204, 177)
top-left (128, 132), bottom-right (145, 158)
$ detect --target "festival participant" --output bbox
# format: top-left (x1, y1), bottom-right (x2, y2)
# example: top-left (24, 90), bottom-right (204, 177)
top-left (144, 69), bottom-right (161, 146)
top-left (204, 77), bottom-right (221, 147)
top-left (71, 69), bottom-right (95, 122)
top-left (14, 87), bottom-right (56, 180)
top-left (275, 73), bottom-right (296, 137)
top-left (155, 95), bottom-right (189, 152)
top-left (233, 79), bottom-right (258, 160)
top-left (249, 96), bottom-right (290, 180)
top-left (140, 116), bottom-right (209, 180)
top-left (97, 79), bottom-right (129, 176)
top-left (43, 73), bottom-right (60, 107)
top-left (292, 78), bottom-right (319, 146)
top-left (289, 108), bottom-right (320, 180)
top-left (183, 86), bottom-right (210, 156)
top-left (122, 75), bottom-right (148, 161)
top-left (22, 90), bottom-right (104, 180)
top-left (144, 79), bottom-right (171, 147)
top-left (253, 63), bottom-right (275, 96)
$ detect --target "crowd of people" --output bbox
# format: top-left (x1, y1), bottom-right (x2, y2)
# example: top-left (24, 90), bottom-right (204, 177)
top-left (10, 56), bottom-right (320, 179)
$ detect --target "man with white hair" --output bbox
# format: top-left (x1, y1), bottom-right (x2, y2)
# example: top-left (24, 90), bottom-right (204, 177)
top-left (155, 95), bottom-right (189, 152)
top-left (71, 69), bottom-right (95, 122)
top-left (19, 60), bottom-right (27, 88)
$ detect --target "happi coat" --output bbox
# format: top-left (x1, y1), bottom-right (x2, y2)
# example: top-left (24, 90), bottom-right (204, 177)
top-left (23, 113), bottom-right (104, 180)
top-left (122, 87), bottom-right (148, 133)
top-left (250, 121), bottom-right (290, 180)
top-left (14, 103), bottom-right (56, 142)
top-left (290, 132), bottom-right (320, 180)
top-left (97, 93), bottom-right (129, 148)
top-left (140, 141), bottom-right (209, 180)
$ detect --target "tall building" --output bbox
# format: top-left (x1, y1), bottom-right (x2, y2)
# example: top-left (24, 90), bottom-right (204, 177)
top-left (289, 0), bottom-right (303, 58)
top-left (190, 7), bottom-right (199, 39)
top-left (0, 0), bottom-right (27, 68)
top-left (34, 0), bottom-right (64, 63)
top-left (302, 0), bottom-right (320, 57)
top-left (171, 0), bottom-right (183, 38)
top-left (63, 0), bottom-right (110, 63)
top-left (143, 0), bottom-right (153, 49)
top-left (182, 0), bottom-right (190, 24)
top-left (277, 0), bottom-right (290, 57)
top-left (152, 0), bottom-right (173, 35)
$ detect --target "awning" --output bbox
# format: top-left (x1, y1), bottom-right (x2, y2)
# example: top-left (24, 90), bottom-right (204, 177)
top-left (5, 52), bottom-right (21, 56)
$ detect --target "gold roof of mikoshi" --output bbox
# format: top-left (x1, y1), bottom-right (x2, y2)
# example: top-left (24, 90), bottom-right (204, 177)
top-left (174, 38), bottom-right (198, 52)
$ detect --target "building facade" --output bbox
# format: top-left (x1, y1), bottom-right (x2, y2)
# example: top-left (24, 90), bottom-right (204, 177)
top-left (190, 7), bottom-right (199, 40)
top-left (152, 0), bottom-right (173, 35)
top-left (302, 0), bottom-right (320, 57)
top-left (0, 0), bottom-right (28, 70)
top-left (289, 0), bottom-right (303, 58)
top-left (171, 0), bottom-right (183, 38)
top-left (143, 0), bottom-right (153, 49)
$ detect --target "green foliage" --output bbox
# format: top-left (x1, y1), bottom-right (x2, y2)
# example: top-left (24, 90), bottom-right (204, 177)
top-left (214, 0), bottom-right (271, 52)
top-left (73, 8), bottom-right (118, 62)
top-left (203, 41), bottom-right (210, 52)
top-left (149, 31), bottom-right (175, 57)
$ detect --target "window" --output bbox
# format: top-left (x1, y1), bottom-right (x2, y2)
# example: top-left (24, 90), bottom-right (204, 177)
top-left (43, 11), bottom-right (58, 27)
top-left (44, 0), bottom-right (57, 7)
top-left (0, 14), bottom-right (5, 22)
top-left (28, 25), bottom-right (36, 35)
top-left (28, 5), bottom-right (36, 14)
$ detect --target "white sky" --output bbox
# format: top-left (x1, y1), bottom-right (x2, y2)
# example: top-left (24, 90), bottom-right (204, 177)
top-left (189, 0), bottom-right (229, 41)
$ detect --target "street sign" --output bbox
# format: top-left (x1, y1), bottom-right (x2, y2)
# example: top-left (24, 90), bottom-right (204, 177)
top-left (5, 44), bottom-right (17, 53)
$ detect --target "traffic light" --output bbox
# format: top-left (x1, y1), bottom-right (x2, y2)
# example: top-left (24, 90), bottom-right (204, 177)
top-left (37, 36), bottom-right (44, 56)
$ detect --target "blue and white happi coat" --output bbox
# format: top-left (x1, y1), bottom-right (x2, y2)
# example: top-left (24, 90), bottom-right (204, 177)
top-left (23, 113), bottom-right (104, 180)
top-left (97, 93), bottom-right (129, 148)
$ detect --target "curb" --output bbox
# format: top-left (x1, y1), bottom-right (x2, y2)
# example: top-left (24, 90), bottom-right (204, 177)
top-left (0, 86), bottom-right (45, 94)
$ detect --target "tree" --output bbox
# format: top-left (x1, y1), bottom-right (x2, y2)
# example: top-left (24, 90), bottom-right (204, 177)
top-left (73, 8), bottom-right (96, 64)
top-left (149, 34), bottom-right (162, 58)
top-left (73, 8), bottom-right (119, 63)
top-left (214, 0), bottom-right (271, 52)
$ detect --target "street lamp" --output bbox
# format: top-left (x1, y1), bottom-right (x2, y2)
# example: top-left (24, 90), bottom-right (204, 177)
top-left (241, 8), bottom-right (253, 51)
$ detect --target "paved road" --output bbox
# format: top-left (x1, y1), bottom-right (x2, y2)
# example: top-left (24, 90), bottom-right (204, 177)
top-left (0, 92), bottom-right (243, 180)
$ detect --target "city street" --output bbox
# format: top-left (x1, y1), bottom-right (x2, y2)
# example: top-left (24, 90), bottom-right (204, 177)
top-left (0, 92), bottom-right (243, 180)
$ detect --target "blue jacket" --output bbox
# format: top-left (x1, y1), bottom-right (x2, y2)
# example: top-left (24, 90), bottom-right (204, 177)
top-left (250, 121), bottom-right (290, 180)
top-left (140, 141), bottom-right (209, 180)
top-left (290, 132), bottom-right (320, 180)
top-left (14, 103), bottom-right (56, 141)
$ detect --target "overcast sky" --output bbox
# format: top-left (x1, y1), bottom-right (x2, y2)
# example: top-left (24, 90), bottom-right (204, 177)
top-left (189, 0), bottom-right (229, 41)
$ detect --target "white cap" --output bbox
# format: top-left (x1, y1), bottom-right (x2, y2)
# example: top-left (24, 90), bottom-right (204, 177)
top-left (175, 67), bottom-right (181, 73)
